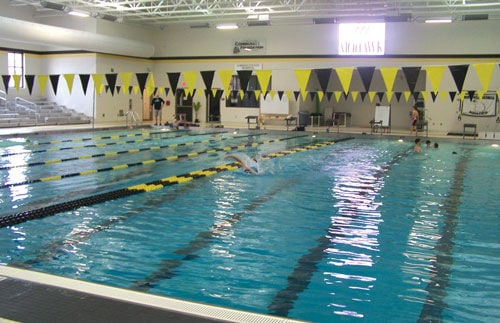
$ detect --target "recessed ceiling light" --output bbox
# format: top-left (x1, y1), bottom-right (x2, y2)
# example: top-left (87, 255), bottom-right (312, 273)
top-left (68, 9), bottom-right (90, 18)
top-left (216, 23), bottom-right (238, 30)
top-left (424, 17), bottom-right (453, 23)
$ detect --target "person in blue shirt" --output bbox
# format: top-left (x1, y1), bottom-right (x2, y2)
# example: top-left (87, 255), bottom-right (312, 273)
top-left (151, 93), bottom-right (165, 126)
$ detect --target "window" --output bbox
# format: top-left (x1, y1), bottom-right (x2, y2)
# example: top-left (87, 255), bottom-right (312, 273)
top-left (227, 74), bottom-right (270, 108)
top-left (7, 52), bottom-right (25, 88)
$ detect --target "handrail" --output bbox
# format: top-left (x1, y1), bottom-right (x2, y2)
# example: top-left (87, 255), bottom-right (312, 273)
top-left (0, 89), bottom-right (6, 103)
top-left (15, 97), bottom-right (37, 110)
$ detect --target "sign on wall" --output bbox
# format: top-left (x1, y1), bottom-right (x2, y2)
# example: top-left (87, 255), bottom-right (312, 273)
top-left (338, 23), bottom-right (385, 55)
top-left (233, 40), bottom-right (266, 55)
top-left (461, 91), bottom-right (497, 117)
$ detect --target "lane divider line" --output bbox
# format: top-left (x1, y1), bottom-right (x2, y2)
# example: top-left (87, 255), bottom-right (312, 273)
top-left (0, 137), bottom-right (354, 228)
top-left (0, 134), bottom-right (304, 189)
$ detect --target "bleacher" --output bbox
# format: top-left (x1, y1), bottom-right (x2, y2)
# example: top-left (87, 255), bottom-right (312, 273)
top-left (0, 91), bottom-right (91, 128)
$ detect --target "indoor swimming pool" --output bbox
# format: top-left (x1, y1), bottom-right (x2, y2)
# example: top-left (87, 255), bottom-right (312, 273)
top-left (0, 128), bottom-right (499, 322)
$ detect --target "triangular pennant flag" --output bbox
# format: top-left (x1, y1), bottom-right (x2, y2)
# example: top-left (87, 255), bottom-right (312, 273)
top-left (394, 92), bottom-right (402, 102)
top-left (37, 75), bottom-right (48, 96)
top-left (13, 75), bottom-right (21, 92)
top-left (183, 71), bottom-right (198, 96)
top-left (425, 65), bottom-right (446, 93)
top-left (284, 90), bottom-right (292, 101)
top-left (1, 75), bottom-right (11, 93)
top-left (431, 91), bottom-right (439, 102)
top-left (167, 72), bottom-right (181, 95)
top-left (376, 92), bottom-right (385, 102)
top-left (316, 90), bottom-right (324, 102)
top-left (25, 75), bottom-right (35, 95)
top-left (449, 91), bottom-right (457, 102)
top-left (326, 92), bottom-right (334, 102)
top-left (448, 65), bottom-right (469, 92)
top-left (217, 70), bottom-right (233, 93)
top-left (79, 74), bottom-right (90, 95)
top-left (386, 91), bottom-right (393, 103)
top-left (335, 67), bottom-right (354, 94)
top-left (254, 89), bottom-right (261, 100)
top-left (357, 66), bottom-right (376, 92)
top-left (293, 91), bottom-right (301, 101)
top-left (200, 70), bottom-right (215, 90)
top-left (403, 91), bottom-right (411, 102)
top-left (401, 66), bottom-right (421, 93)
top-left (379, 67), bottom-right (399, 92)
top-left (239, 89), bottom-right (245, 100)
top-left (413, 92), bottom-right (421, 102)
top-left (237, 70), bottom-right (253, 92)
top-left (315, 68), bottom-right (332, 92)
top-left (49, 74), bottom-right (60, 95)
top-left (368, 91), bottom-right (377, 103)
top-left (92, 74), bottom-right (104, 94)
top-left (351, 91), bottom-right (359, 102)
top-left (116, 86), bottom-right (121, 94)
top-left (63, 74), bottom-right (75, 94)
top-left (255, 70), bottom-right (272, 92)
top-left (468, 90), bottom-right (476, 101)
top-left (459, 91), bottom-right (467, 101)
top-left (133, 85), bottom-right (140, 95)
top-left (105, 73), bottom-right (118, 96)
top-left (277, 90), bottom-right (284, 100)
top-left (477, 90), bottom-right (486, 100)
top-left (164, 88), bottom-right (170, 96)
top-left (294, 69), bottom-right (312, 101)
top-left (146, 73), bottom-right (156, 96)
top-left (421, 91), bottom-right (429, 102)
top-left (473, 63), bottom-right (495, 91)
top-left (360, 92), bottom-right (367, 102)
top-left (334, 91), bottom-right (342, 102)
top-left (135, 73), bottom-right (149, 95)
top-left (119, 73), bottom-right (132, 95)
top-left (105, 85), bottom-right (110, 94)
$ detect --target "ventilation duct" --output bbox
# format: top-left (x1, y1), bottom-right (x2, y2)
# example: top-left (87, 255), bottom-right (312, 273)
top-left (40, 1), bottom-right (66, 12)
top-left (462, 14), bottom-right (488, 21)
top-left (0, 16), bottom-right (154, 58)
top-left (313, 17), bottom-right (336, 24)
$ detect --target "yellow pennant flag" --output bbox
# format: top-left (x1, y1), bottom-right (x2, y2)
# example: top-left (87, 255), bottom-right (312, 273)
top-left (294, 69), bottom-right (312, 101)
top-left (211, 88), bottom-right (218, 98)
top-left (403, 91), bottom-right (411, 102)
top-left (476, 89), bottom-right (486, 101)
top-left (63, 74), bottom-right (75, 94)
top-left (254, 90), bottom-right (261, 100)
top-left (37, 75), bottom-right (48, 96)
top-left (218, 70), bottom-right (234, 94)
top-left (183, 71), bottom-right (198, 96)
top-left (335, 67), bottom-right (354, 94)
top-left (285, 90), bottom-right (292, 101)
top-left (12, 75), bottom-right (21, 92)
top-left (379, 67), bottom-right (399, 92)
top-left (255, 70), bottom-right (272, 92)
top-left (239, 89), bottom-right (245, 100)
top-left (334, 91), bottom-right (342, 102)
top-left (425, 65), bottom-right (446, 93)
top-left (459, 91), bottom-right (467, 101)
top-left (316, 91), bottom-right (324, 103)
top-left (386, 91), bottom-right (393, 103)
top-left (473, 63), bottom-right (495, 91)
top-left (146, 73), bottom-right (155, 96)
top-left (119, 73), bottom-right (132, 95)
top-left (421, 91), bottom-right (429, 102)
top-left (368, 91), bottom-right (377, 103)
top-left (92, 74), bottom-right (104, 94)
top-left (351, 91), bottom-right (359, 102)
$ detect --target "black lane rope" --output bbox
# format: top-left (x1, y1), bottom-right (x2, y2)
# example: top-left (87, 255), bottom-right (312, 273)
top-left (418, 150), bottom-right (470, 322)
top-left (0, 133), bottom-right (290, 190)
top-left (0, 138), bottom-right (352, 229)
top-left (0, 132), bottom-right (252, 170)
top-left (267, 144), bottom-right (415, 317)
top-left (130, 178), bottom-right (298, 291)
top-left (0, 130), bottom-right (227, 158)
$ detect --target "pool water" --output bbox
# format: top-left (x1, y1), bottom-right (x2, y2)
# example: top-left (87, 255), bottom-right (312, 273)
top-left (0, 129), bottom-right (499, 322)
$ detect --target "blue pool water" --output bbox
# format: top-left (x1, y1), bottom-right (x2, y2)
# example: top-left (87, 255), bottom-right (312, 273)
top-left (0, 128), bottom-right (499, 322)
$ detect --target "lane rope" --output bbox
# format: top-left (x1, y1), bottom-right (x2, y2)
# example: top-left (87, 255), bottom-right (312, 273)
top-left (0, 132), bottom-right (254, 170)
top-left (0, 130), bottom-right (227, 158)
top-left (0, 137), bottom-right (354, 228)
top-left (0, 134), bottom-right (306, 189)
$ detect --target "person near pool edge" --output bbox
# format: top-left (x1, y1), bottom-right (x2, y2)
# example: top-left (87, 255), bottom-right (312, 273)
top-left (414, 138), bottom-right (422, 153)
top-left (410, 105), bottom-right (420, 136)
top-left (151, 92), bottom-right (165, 126)
top-left (225, 154), bottom-right (259, 174)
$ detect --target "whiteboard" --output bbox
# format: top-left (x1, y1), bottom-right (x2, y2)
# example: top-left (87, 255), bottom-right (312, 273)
top-left (260, 94), bottom-right (289, 115)
top-left (374, 105), bottom-right (390, 127)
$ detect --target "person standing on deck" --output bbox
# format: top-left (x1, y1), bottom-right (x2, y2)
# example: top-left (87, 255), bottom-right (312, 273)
top-left (151, 92), bottom-right (165, 126)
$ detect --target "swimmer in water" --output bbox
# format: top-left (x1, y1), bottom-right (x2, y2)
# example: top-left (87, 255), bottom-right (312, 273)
top-left (225, 154), bottom-right (258, 174)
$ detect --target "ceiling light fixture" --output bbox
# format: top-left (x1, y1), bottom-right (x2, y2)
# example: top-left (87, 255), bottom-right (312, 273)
top-left (424, 17), bottom-right (453, 23)
top-left (68, 9), bottom-right (90, 18)
top-left (216, 23), bottom-right (238, 30)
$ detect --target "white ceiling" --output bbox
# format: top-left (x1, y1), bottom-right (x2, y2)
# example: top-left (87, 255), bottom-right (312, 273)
top-left (8, 0), bottom-right (500, 28)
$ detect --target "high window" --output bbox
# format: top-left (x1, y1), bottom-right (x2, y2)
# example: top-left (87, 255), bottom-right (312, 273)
top-left (7, 52), bottom-right (25, 88)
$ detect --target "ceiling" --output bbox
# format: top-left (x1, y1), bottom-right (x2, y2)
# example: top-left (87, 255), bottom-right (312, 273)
top-left (8, 0), bottom-right (500, 28)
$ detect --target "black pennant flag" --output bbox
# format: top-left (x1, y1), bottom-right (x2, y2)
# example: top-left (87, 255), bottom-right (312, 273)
top-left (1, 75), bottom-right (10, 93)
top-left (431, 92), bottom-right (439, 102)
top-left (79, 74), bottom-right (90, 95)
top-left (105, 73), bottom-right (118, 96)
top-left (25, 75), bottom-right (35, 95)
top-left (394, 92), bottom-right (402, 102)
top-left (135, 73), bottom-right (149, 95)
top-left (402, 67), bottom-right (421, 93)
top-left (167, 72), bottom-right (180, 95)
top-left (315, 68), bottom-right (332, 92)
top-left (448, 65), bottom-right (469, 92)
top-left (237, 70), bottom-right (253, 91)
top-left (357, 66), bottom-right (376, 92)
top-left (200, 70), bottom-right (215, 90)
top-left (293, 91), bottom-right (301, 101)
top-left (449, 91), bottom-right (457, 102)
top-left (49, 74), bottom-right (60, 95)
top-left (376, 92), bottom-right (385, 102)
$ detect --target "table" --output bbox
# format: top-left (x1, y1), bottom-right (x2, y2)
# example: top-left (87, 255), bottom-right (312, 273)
top-left (333, 112), bottom-right (351, 127)
top-left (285, 116), bottom-right (297, 131)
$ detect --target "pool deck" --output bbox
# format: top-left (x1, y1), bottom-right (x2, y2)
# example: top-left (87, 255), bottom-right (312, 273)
top-left (0, 122), bottom-right (497, 323)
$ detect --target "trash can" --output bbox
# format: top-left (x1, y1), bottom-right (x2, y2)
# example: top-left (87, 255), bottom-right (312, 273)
top-left (298, 111), bottom-right (310, 127)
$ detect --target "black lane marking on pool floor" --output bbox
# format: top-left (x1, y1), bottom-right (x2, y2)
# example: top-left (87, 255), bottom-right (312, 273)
top-left (0, 132), bottom-right (247, 170)
top-left (418, 150), bottom-right (470, 322)
top-left (130, 178), bottom-right (297, 291)
top-left (0, 137), bottom-right (345, 228)
top-left (0, 133), bottom-right (292, 190)
top-left (0, 130), bottom-right (227, 158)
top-left (267, 145), bottom-right (414, 317)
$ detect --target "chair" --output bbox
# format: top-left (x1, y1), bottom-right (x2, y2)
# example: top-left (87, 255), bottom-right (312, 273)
top-left (463, 123), bottom-right (477, 139)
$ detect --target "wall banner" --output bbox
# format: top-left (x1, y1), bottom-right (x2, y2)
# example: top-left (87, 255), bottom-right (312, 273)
top-left (233, 40), bottom-right (266, 55)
